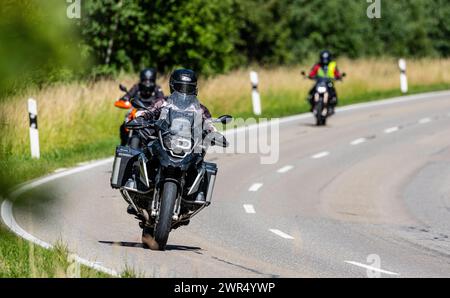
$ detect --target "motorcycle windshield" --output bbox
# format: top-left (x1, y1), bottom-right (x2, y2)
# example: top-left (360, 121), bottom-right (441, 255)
top-left (159, 95), bottom-right (204, 155)
top-left (167, 91), bottom-right (200, 110)
top-left (169, 110), bottom-right (195, 139)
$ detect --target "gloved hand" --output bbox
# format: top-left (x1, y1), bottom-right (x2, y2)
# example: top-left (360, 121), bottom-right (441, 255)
top-left (204, 131), bottom-right (229, 148)
top-left (114, 98), bottom-right (131, 109)
top-left (135, 110), bottom-right (155, 120)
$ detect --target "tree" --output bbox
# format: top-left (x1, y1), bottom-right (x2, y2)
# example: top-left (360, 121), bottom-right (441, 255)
top-left (0, 0), bottom-right (82, 99)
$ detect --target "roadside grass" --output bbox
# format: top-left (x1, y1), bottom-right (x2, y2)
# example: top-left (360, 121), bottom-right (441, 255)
top-left (0, 226), bottom-right (110, 277)
top-left (0, 58), bottom-right (449, 277)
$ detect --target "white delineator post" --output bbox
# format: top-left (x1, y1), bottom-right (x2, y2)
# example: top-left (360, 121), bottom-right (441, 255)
top-left (28, 98), bottom-right (40, 159)
top-left (250, 71), bottom-right (262, 116)
top-left (399, 58), bottom-right (408, 94)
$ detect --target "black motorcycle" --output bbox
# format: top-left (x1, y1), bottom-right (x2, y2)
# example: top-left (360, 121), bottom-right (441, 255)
top-left (110, 96), bottom-right (231, 250)
top-left (302, 72), bottom-right (345, 126)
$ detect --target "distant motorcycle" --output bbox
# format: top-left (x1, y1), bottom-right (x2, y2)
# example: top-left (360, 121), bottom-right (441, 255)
top-left (110, 96), bottom-right (231, 250)
top-left (114, 84), bottom-right (158, 148)
top-left (302, 71), bottom-right (345, 126)
top-left (114, 84), bottom-right (137, 146)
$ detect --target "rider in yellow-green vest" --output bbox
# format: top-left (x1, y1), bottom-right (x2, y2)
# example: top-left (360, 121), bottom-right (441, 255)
top-left (307, 50), bottom-right (343, 115)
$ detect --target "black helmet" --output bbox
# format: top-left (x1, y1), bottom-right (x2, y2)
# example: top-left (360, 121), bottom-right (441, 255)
top-left (169, 69), bottom-right (198, 95)
top-left (139, 68), bottom-right (157, 98)
top-left (319, 50), bottom-right (332, 66)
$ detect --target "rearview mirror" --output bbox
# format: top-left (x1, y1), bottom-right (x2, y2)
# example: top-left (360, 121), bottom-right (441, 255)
top-left (216, 115), bottom-right (233, 125)
top-left (119, 84), bottom-right (128, 93)
top-left (131, 98), bottom-right (147, 110)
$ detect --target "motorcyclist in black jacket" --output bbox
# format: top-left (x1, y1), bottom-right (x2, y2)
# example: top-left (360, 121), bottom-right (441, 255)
top-left (117, 68), bottom-right (165, 145)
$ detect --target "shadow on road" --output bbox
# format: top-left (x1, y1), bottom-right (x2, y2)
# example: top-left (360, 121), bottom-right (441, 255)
top-left (99, 240), bottom-right (202, 252)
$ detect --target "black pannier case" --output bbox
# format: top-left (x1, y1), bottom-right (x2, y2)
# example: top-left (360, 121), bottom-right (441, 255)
top-left (110, 146), bottom-right (141, 189)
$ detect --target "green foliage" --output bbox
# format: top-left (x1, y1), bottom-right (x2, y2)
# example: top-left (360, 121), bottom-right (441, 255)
top-left (1, 0), bottom-right (449, 91)
top-left (0, 0), bottom-right (85, 99)
top-left (80, 0), bottom-right (450, 75)
top-left (81, 0), bottom-right (241, 76)
top-left (0, 227), bottom-right (110, 277)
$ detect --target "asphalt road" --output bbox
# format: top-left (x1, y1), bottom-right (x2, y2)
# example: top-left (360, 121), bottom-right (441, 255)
top-left (8, 91), bottom-right (450, 277)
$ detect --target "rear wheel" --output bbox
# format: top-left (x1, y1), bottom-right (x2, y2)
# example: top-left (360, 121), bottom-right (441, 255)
top-left (153, 181), bottom-right (178, 250)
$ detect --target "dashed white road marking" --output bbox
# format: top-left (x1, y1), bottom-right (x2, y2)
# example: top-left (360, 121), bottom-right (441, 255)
top-left (418, 117), bottom-right (431, 124)
top-left (345, 261), bottom-right (400, 276)
top-left (350, 138), bottom-right (367, 146)
top-left (269, 229), bottom-right (295, 240)
top-left (384, 126), bottom-right (399, 134)
top-left (277, 165), bottom-right (294, 174)
top-left (311, 151), bottom-right (330, 159)
top-left (248, 183), bottom-right (263, 192)
top-left (243, 204), bottom-right (256, 214)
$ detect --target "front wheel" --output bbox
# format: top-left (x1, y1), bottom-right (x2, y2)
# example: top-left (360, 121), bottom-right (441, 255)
top-left (154, 181), bottom-right (178, 250)
top-left (315, 101), bottom-right (325, 126)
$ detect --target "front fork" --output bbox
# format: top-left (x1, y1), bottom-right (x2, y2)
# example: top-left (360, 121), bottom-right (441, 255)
top-left (150, 173), bottom-right (183, 222)
top-left (314, 93), bottom-right (329, 116)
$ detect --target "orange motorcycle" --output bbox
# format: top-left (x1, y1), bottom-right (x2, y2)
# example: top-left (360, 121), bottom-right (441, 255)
top-left (115, 84), bottom-right (138, 146)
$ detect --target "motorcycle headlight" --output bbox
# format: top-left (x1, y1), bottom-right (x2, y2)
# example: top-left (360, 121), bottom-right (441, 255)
top-left (317, 86), bottom-right (327, 94)
top-left (171, 136), bottom-right (192, 151)
top-left (164, 135), bottom-right (192, 154)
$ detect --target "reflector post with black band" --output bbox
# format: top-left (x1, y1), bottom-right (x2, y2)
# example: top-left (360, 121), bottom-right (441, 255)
top-left (399, 58), bottom-right (408, 94)
top-left (28, 98), bottom-right (40, 159)
top-left (250, 71), bottom-right (262, 116)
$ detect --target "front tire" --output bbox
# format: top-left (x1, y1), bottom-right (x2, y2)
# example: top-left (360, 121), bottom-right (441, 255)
top-left (315, 101), bottom-right (324, 126)
top-left (154, 181), bottom-right (178, 250)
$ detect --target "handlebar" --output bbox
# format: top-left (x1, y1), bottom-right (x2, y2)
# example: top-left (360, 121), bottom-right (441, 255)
top-left (300, 71), bottom-right (346, 81)
top-left (125, 118), bottom-right (155, 130)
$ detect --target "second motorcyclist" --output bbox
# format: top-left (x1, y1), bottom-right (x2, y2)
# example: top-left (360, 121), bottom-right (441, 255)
top-left (306, 50), bottom-right (343, 115)
top-left (135, 69), bottom-right (218, 136)
top-left (116, 68), bottom-right (165, 145)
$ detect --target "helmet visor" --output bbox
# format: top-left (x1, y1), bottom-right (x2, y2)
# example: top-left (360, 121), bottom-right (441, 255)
top-left (173, 82), bottom-right (197, 95)
top-left (140, 79), bottom-right (154, 88)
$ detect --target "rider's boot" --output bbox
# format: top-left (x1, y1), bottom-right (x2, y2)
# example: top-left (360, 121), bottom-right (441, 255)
top-left (127, 204), bottom-right (138, 215)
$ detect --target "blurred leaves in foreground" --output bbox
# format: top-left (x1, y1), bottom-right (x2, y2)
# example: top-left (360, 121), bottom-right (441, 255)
top-left (0, 0), bottom-right (85, 100)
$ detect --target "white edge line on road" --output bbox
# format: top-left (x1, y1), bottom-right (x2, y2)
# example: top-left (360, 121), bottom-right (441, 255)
top-left (418, 117), bottom-right (432, 124)
top-left (2, 90), bottom-right (449, 277)
top-left (9, 158), bottom-right (114, 200)
top-left (243, 204), bottom-right (256, 214)
top-left (248, 183), bottom-right (263, 192)
top-left (344, 261), bottom-right (400, 276)
top-left (269, 229), bottom-right (295, 240)
top-left (384, 126), bottom-right (399, 134)
top-left (312, 151), bottom-right (330, 159)
top-left (1, 199), bottom-right (119, 276)
top-left (350, 138), bottom-right (367, 146)
top-left (277, 165), bottom-right (294, 174)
